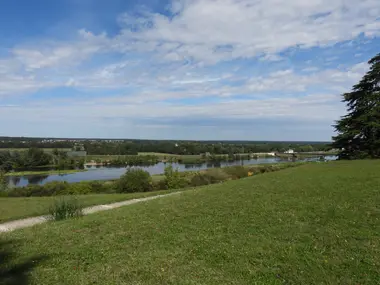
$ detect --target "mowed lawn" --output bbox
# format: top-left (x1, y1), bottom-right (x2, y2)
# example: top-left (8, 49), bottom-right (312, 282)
top-left (0, 190), bottom-right (173, 223)
top-left (1, 160), bottom-right (380, 284)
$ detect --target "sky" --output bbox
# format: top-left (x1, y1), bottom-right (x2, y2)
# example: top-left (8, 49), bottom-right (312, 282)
top-left (0, 0), bottom-right (379, 141)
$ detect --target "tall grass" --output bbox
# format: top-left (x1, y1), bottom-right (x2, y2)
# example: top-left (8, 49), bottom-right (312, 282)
top-left (48, 197), bottom-right (83, 221)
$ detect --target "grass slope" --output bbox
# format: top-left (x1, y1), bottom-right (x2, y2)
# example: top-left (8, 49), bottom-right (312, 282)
top-left (1, 160), bottom-right (380, 284)
top-left (0, 190), bottom-right (173, 223)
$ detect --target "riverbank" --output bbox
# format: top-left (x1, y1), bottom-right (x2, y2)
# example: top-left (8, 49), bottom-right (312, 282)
top-left (5, 169), bottom-right (87, 177)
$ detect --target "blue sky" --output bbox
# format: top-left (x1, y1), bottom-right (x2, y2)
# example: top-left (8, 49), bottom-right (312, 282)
top-left (0, 0), bottom-right (379, 141)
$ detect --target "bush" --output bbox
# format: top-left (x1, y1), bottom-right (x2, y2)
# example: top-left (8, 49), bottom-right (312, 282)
top-left (152, 179), bottom-right (168, 191)
top-left (6, 180), bottom-right (117, 197)
top-left (223, 166), bottom-right (248, 179)
top-left (118, 168), bottom-right (152, 193)
top-left (49, 197), bottom-right (83, 221)
top-left (190, 173), bottom-right (212, 187)
top-left (204, 168), bottom-right (230, 183)
top-left (87, 181), bottom-right (116, 193)
top-left (43, 181), bottom-right (70, 195)
top-left (164, 165), bottom-right (188, 189)
top-left (66, 182), bottom-right (92, 195)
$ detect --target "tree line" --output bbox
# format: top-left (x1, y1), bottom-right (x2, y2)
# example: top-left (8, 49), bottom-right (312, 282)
top-left (0, 148), bottom-right (84, 172)
top-left (0, 140), bottom-right (332, 156)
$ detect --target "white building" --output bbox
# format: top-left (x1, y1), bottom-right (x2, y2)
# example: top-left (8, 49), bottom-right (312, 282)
top-left (284, 149), bottom-right (294, 154)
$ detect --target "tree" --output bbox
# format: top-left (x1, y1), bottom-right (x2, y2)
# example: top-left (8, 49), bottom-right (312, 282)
top-left (118, 169), bottom-right (152, 193)
top-left (333, 53), bottom-right (380, 159)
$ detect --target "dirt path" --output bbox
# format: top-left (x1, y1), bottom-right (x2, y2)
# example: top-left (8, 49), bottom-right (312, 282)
top-left (0, 192), bottom-right (181, 233)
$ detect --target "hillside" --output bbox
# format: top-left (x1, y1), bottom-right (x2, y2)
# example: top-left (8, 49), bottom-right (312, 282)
top-left (1, 160), bottom-right (379, 285)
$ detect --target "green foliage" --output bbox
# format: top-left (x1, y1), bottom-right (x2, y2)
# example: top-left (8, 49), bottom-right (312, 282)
top-left (6, 180), bottom-right (116, 197)
top-left (164, 165), bottom-right (188, 189)
top-left (48, 197), bottom-right (83, 221)
top-left (190, 168), bottom-right (231, 186)
top-left (118, 169), bottom-right (152, 193)
top-left (0, 147), bottom-right (84, 172)
top-left (333, 53), bottom-right (380, 159)
top-left (152, 179), bottom-right (168, 191)
top-left (1, 139), bottom-right (332, 157)
top-left (104, 155), bottom-right (159, 166)
top-left (222, 166), bottom-right (248, 179)
top-left (0, 170), bottom-right (7, 192)
top-left (204, 168), bottom-right (230, 182)
top-left (190, 173), bottom-right (213, 187)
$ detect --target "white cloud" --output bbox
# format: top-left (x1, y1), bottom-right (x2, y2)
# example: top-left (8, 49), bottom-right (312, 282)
top-left (116, 0), bottom-right (380, 63)
top-left (247, 62), bottom-right (369, 92)
top-left (12, 30), bottom-right (108, 71)
top-left (0, 0), bottom-right (377, 109)
top-left (0, 92), bottom-right (342, 124)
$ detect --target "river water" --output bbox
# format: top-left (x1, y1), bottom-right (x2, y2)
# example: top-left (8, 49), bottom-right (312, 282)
top-left (6, 155), bottom-right (337, 187)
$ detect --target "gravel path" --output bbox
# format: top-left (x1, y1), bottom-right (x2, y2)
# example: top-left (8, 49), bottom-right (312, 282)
top-left (0, 192), bottom-right (181, 233)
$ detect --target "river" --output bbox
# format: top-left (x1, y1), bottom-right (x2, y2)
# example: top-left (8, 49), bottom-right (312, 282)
top-left (6, 155), bottom-right (337, 187)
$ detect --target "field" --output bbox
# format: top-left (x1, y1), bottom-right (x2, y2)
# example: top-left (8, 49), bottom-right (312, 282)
top-left (1, 160), bottom-right (380, 284)
top-left (0, 190), bottom-right (174, 223)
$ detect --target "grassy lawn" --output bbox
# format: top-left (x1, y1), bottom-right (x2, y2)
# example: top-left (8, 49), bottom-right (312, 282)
top-left (1, 160), bottom-right (380, 284)
top-left (0, 190), bottom-right (174, 223)
top-left (5, 169), bottom-right (87, 177)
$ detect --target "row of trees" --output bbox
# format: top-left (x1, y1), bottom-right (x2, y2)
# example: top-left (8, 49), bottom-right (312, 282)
top-left (0, 139), bottom-right (332, 156)
top-left (79, 141), bottom-right (331, 156)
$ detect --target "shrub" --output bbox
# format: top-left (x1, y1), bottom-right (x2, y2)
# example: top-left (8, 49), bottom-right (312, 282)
top-left (49, 197), bottom-right (83, 221)
top-left (118, 168), bottom-right (152, 193)
top-left (66, 182), bottom-right (92, 195)
top-left (152, 179), bottom-right (168, 191)
top-left (223, 166), bottom-right (248, 179)
top-left (190, 173), bottom-right (212, 187)
top-left (42, 181), bottom-right (70, 196)
top-left (88, 181), bottom-right (116, 193)
top-left (164, 165), bottom-right (188, 189)
top-left (204, 168), bottom-right (230, 183)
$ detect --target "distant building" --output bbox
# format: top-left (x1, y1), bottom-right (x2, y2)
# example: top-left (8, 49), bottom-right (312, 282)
top-left (267, 152), bottom-right (276, 156)
top-left (284, 149), bottom-right (295, 154)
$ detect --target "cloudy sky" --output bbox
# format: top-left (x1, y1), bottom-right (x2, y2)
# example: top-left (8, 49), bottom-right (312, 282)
top-left (0, 0), bottom-right (379, 141)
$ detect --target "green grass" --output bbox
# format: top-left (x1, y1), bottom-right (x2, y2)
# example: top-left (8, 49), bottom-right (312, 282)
top-left (5, 169), bottom-right (87, 177)
top-left (1, 160), bottom-right (380, 284)
top-left (85, 154), bottom-right (131, 160)
top-left (0, 190), bottom-right (174, 223)
top-left (138, 152), bottom-right (179, 157)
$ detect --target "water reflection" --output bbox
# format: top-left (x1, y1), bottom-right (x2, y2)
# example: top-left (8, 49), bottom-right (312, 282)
top-left (8, 176), bottom-right (21, 186)
top-left (7, 156), bottom-right (337, 187)
top-left (27, 175), bottom-right (49, 184)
